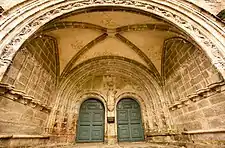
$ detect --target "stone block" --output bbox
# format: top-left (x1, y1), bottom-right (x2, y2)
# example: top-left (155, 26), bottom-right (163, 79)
top-left (0, 109), bottom-right (20, 122)
top-left (213, 133), bottom-right (225, 141)
top-left (0, 98), bottom-right (15, 112)
top-left (14, 82), bottom-right (25, 91)
top-left (20, 67), bottom-right (32, 78)
top-left (190, 68), bottom-right (201, 77)
top-left (13, 51), bottom-right (26, 66)
top-left (188, 104), bottom-right (198, 112)
top-left (20, 109), bottom-right (34, 120)
top-left (0, 98), bottom-right (30, 115)
top-left (202, 108), bottom-right (216, 117)
top-left (209, 93), bottom-right (225, 105)
top-left (192, 74), bottom-right (203, 85)
top-left (182, 121), bottom-right (202, 130)
top-left (171, 108), bottom-right (183, 118)
top-left (213, 102), bottom-right (225, 115)
top-left (6, 67), bottom-right (19, 80)
top-left (18, 75), bottom-right (29, 85)
top-left (34, 111), bottom-right (48, 120)
top-left (208, 116), bottom-right (225, 128)
top-left (182, 106), bottom-right (189, 113)
top-left (182, 111), bottom-right (204, 123)
top-left (0, 121), bottom-right (43, 135)
top-left (32, 118), bottom-right (44, 126)
top-left (197, 99), bottom-right (210, 109)
top-left (25, 61), bottom-right (35, 70)
top-left (0, 122), bottom-right (21, 134)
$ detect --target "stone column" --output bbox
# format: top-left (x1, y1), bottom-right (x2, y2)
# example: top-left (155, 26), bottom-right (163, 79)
top-left (107, 111), bottom-right (117, 145)
top-left (102, 75), bottom-right (118, 144)
top-left (106, 90), bottom-right (117, 144)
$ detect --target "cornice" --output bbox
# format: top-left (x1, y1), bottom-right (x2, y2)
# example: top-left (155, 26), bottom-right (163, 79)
top-left (0, 83), bottom-right (51, 113)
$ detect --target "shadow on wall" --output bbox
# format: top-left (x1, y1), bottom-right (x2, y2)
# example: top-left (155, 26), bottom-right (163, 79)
top-left (0, 6), bottom-right (4, 14)
top-left (217, 9), bottom-right (225, 21)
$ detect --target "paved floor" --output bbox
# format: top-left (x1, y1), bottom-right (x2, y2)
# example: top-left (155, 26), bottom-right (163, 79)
top-left (55, 142), bottom-right (180, 148)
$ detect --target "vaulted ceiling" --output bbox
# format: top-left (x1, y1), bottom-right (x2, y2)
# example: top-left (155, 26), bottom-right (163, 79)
top-left (37, 10), bottom-right (183, 77)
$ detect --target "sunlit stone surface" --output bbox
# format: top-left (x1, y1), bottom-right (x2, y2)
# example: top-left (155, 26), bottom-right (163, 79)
top-left (0, 0), bottom-right (225, 148)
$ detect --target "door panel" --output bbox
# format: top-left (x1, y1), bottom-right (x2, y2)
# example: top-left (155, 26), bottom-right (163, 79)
top-left (130, 110), bottom-right (141, 124)
top-left (117, 99), bottom-right (144, 142)
top-left (118, 125), bottom-right (130, 140)
top-left (76, 99), bottom-right (104, 142)
top-left (118, 110), bottom-right (129, 124)
top-left (78, 126), bottom-right (90, 141)
top-left (91, 126), bottom-right (103, 140)
top-left (131, 124), bottom-right (143, 138)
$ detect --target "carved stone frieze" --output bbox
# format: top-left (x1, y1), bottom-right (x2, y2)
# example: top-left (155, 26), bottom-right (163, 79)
top-left (0, 83), bottom-right (51, 113)
top-left (169, 81), bottom-right (225, 111)
top-left (0, 0), bottom-right (225, 80)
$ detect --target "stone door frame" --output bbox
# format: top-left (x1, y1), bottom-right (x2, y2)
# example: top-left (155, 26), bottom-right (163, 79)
top-left (76, 98), bottom-right (105, 142)
top-left (114, 92), bottom-right (147, 143)
top-left (73, 92), bottom-right (108, 143)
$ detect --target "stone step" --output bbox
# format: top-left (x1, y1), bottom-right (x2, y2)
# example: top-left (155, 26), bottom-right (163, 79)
top-left (45, 142), bottom-right (180, 148)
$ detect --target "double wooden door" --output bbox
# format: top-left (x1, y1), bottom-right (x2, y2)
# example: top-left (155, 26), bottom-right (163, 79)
top-left (117, 99), bottom-right (144, 142)
top-left (76, 99), bottom-right (104, 142)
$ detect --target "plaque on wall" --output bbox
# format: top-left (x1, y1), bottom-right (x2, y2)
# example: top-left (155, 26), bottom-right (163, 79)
top-left (107, 117), bottom-right (115, 123)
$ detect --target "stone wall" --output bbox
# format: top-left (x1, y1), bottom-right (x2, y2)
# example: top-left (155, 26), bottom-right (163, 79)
top-left (0, 96), bottom-right (48, 135)
top-left (163, 37), bottom-right (225, 136)
top-left (0, 36), bottom-right (58, 135)
top-left (163, 38), bottom-right (222, 105)
top-left (2, 36), bottom-right (58, 106)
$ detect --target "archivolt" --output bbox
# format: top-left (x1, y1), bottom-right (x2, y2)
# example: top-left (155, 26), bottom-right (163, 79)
top-left (72, 91), bottom-right (107, 114)
top-left (55, 56), bottom-right (162, 111)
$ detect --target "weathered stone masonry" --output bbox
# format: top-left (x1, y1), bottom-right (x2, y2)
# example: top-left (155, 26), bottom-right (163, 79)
top-left (0, 35), bottom-right (58, 135)
top-left (0, 0), bottom-right (225, 147)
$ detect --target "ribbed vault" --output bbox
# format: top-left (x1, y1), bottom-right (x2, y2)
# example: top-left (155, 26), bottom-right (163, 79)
top-left (39, 10), bottom-right (182, 76)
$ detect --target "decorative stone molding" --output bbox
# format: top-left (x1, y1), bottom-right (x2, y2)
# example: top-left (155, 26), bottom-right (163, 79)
top-left (41, 21), bottom-right (107, 33)
top-left (0, 83), bottom-right (51, 113)
top-left (182, 129), bottom-right (225, 135)
top-left (11, 135), bottom-right (50, 139)
top-left (0, 0), bottom-right (225, 81)
top-left (74, 91), bottom-right (107, 112)
top-left (169, 81), bottom-right (225, 111)
top-left (0, 134), bottom-right (50, 148)
top-left (41, 21), bottom-right (181, 35)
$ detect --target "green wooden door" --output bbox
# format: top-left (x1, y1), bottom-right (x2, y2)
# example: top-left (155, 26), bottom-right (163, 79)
top-left (76, 99), bottom-right (104, 142)
top-left (117, 99), bottom-right (144, 142)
